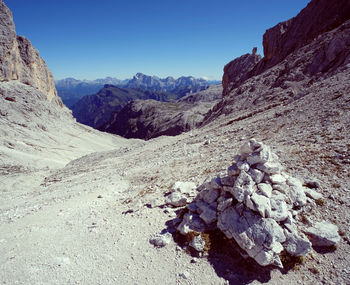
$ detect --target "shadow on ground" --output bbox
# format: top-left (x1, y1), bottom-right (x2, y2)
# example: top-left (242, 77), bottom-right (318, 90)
top-left (165, 212), bottom-right (304, 285)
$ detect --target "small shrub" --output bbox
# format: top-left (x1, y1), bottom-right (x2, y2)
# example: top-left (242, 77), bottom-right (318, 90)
top-left (280, 251), bottom-right (305, 270)
top-left (315, 198), bottom-right (325, 206)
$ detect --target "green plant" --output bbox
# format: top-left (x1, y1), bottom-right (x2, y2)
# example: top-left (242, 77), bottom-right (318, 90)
top-left (279, 251), bottom-right (305, 270)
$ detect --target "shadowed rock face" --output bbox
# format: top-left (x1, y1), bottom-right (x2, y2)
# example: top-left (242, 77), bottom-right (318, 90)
top-left (255, 0), bottom-right (350, 74)
top-left (0, 0), bottom-right (60, 106)
top-left (101, 85), bottom-right (222, 140)
top-left (222, 50), bottom-right (261, 96)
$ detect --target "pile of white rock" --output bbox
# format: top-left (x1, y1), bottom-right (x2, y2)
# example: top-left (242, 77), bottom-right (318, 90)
top-left (170, 139), bottom-right (340, 268)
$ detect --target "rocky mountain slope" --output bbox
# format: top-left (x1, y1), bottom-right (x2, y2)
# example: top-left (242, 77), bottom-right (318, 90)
top-left (101, 84), bottom-right (222, 139)
top-left (71, 84), bottom-right (180, 129)
top-left (55, 77), bottom-right (128, 108)
top-left (1, 0), bottom-right (350, 284)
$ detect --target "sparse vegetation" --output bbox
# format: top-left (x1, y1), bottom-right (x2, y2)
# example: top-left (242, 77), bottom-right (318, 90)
top-left (280, 251), bottom-right (305, 270)
top-left (315, 198), bottom-right (325, 206)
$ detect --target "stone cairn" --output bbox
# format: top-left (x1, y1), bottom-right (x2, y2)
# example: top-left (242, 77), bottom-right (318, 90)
top-left (164, 139), bottom-right (340, 268)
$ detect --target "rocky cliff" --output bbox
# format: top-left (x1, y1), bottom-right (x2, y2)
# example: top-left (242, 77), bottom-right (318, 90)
top-left (255, 0), bottom-right (350, 75)
top-left (221, 0), bottom-right (350, 97)
top-left (0, 0), bottom-right (60, 106)
top-left (222, 48), bottom-right (261, 96)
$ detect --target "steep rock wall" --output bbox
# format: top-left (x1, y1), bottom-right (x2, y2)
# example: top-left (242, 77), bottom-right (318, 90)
top-left (0, 0), bottom-right (60, 106)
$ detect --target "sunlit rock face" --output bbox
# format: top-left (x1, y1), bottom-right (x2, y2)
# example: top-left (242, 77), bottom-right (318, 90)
top-left (0, 0), bottom-right (60, 106)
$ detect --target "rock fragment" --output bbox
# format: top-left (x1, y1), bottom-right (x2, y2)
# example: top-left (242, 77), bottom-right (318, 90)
top-left (189, 235), bottom-right (205, 252)
top-left (165, 192), bottom-right (187, 207)
top-left (305, 221), bottom-right (341, 247)
top-left (149, 232), bottom-right (172, 247)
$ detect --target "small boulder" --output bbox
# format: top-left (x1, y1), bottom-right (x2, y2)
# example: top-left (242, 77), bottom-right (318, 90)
top-left (189, 235), bottom-right (205, 252)
top-left (149, 232), bottom-right (172, 247)
top-left (304, 188), bottom-right (323, 200)
top-left (305, 221), bottom-right (340, 247)
top-left (284, 232), bottom-right (312, 256)
top-left (258, 183), bottom-right (273, 198)
top-left (172, 181), bottom-right (197, 197)
top-left (249, 168), bottom-right (264, 184)
top-left (166, 192), bottom-right (187, 207)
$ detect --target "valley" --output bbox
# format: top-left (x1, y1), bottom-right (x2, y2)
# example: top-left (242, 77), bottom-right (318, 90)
top-left (0, 0), bottom-right (350, 284)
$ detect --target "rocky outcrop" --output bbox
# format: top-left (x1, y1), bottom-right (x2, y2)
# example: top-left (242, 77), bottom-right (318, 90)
top-left (222, 48), bottom-right (261, 96)
top-left (221, 0), bottom-right (350, 98)
top-left (255, 0), bottom-right (350, 74)
top-left (0, 0), bottom-right (59, 105)
top-left (173, 140), bottom-right (340, 268)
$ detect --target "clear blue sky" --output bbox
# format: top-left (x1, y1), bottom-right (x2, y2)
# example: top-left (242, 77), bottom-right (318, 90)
top-left (6, 0), bottom-right (310, 80)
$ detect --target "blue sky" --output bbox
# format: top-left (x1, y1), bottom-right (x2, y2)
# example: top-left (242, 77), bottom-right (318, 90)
top-left (6, 0), bottom-right (310, 80)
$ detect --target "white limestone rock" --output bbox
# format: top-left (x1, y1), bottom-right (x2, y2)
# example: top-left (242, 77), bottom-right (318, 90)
top-left (246, 145), bottom-right (273, 166)
top-left (237, 161), bottom-right (250, 172)
top-left (250, 193), bottom-right (272, 218)
top-left (304, 188), bottom-right (323, 200)
top-left (221, 176), bottom-right (236, 187)
top-left (217, 205), bottom-right (285, 267)
top-left (166, 192), bottom-right (188, 207)
top-left (196, 200), bottom-right (214, 214)
top-left (171, 181), bottom-right (197, 197)
top-left (305, 221), bottom-right (341, 247)
top-left (232, 171), bottom-right (256, 202)
top-left (201, 188), bottom-right (219, 204)
top-left (284, 232), bottom-right (312, 256)
top-left (149, 232), bottom-right (172, 247)
top-left (240, 139), bottom-right (261, 156)
top-left (270, 197), bottom-right (289, 222)
top-left (270, 174), bottom-right (287, 185)
top-left (227, 164), bottom-right (240, 176)
top-left (289, 185), bottom-right (307, 207)
top-left (189, 235), bottom-right (205, 252)
top-left (249, 168), bottom-right (264, 184)
top-left (217, 198), bottom-right (233, 212)
top-left (258, 183), bottom-right (273, 198)
top-left (256, 161), bottom-right (282, 175)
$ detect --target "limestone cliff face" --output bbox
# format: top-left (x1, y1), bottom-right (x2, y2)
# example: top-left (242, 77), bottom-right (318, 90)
top-left (256, 0), bottom-right (350, 74)
top-left (222, 0), bottom-right (350, 97)
top-left (0, 0), bottom-right (61, 106)
top-left (222, 49), bottom-right (261, 97)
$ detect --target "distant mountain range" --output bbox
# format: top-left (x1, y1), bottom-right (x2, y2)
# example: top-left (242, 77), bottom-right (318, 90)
top-left (55, 77), bottom-right (128, 108)
top-left (56, 73), bottom-right (214, 107)
top-left (71, 85), bottom-right (181, 129)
